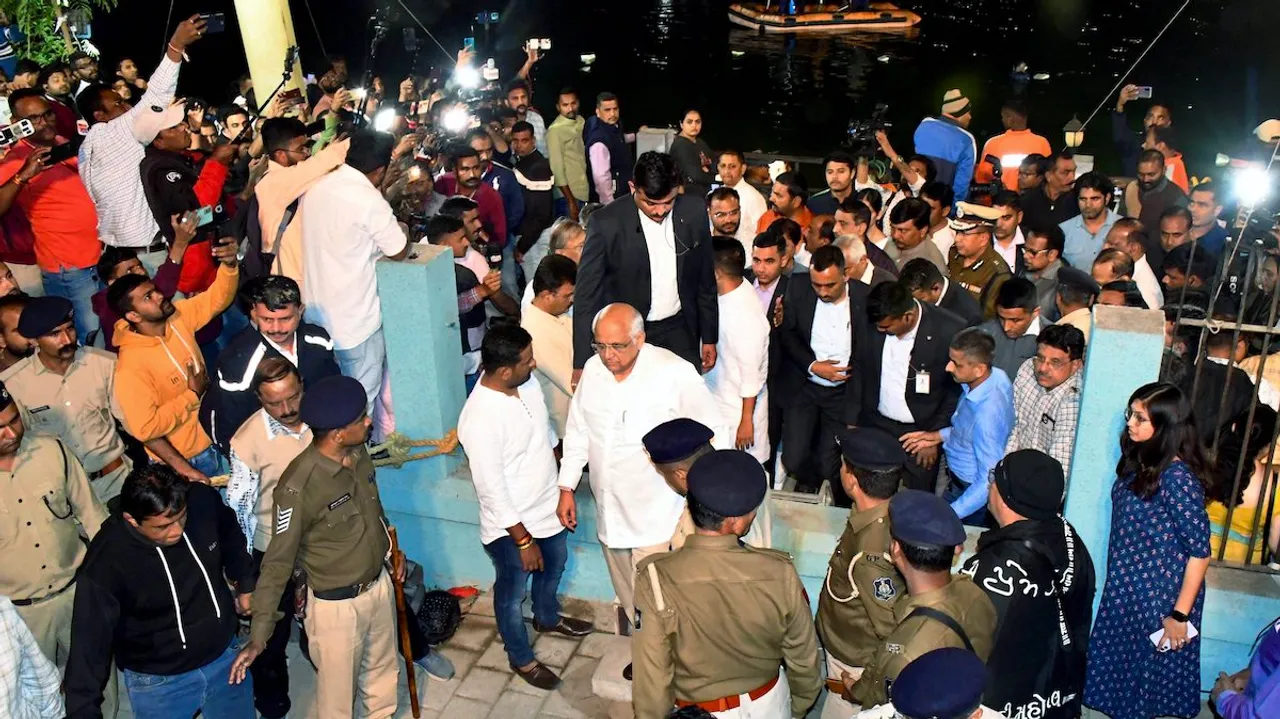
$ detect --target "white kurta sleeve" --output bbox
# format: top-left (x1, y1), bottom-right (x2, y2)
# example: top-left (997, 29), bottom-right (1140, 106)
top-left (557, 379), bottom-right (591, 490)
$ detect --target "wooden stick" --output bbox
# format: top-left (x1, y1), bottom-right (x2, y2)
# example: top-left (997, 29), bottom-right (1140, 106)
top-left (389, 526), bottom-right (420, 718)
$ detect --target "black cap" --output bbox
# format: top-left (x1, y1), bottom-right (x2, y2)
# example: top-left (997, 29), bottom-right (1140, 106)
top-left (642, 419), bottom-right (715, 465)
top-left (299, 375), bottom-right (367, 430)
top-left (686, 450), bottom-right (767, 517)
top-left (993, 450), bottom-right (1065, 521)
top-left (17, 296), bottom-right (73, 339)
top-left (837, 426), bottom-right (909, 471)
top-left (1057, 266), bottom-right (1100, 297)
top-left (889, 489), bottom-right (966, 547)
top-left (891, 648), bottom-right (986, 719)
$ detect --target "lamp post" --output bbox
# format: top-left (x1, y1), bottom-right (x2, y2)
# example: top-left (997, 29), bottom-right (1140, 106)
top-left (1063, 116), bottom-right (1085, 149)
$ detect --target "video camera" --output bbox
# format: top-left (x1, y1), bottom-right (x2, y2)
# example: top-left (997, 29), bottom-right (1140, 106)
top-left (967, 154), bottom-right (1005, 205)
top-left (845, 103), bottom-right (892, 157)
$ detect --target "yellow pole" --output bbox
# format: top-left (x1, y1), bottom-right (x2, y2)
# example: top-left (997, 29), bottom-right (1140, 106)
top-left (232, 0), bottom-right (304, 112)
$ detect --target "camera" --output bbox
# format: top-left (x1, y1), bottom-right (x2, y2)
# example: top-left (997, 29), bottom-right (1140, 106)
top-left (845, 103), bottom-right (892, 157)
top-left (968, 154), bottom-right (1005, 204)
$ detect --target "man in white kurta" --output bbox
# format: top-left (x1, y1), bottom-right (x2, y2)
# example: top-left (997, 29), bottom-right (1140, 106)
top-left (556, 304), bottom-right (725, 625)
top-left (705, 238), bottom-right (770, 464)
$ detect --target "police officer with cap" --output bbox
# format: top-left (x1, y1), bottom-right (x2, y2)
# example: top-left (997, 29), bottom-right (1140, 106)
top-left (947, 202), bottom-right (1012, 320)
top-left (3, 294), bottom-right (133, 504)
top-left (633, 449), bottom-right (821, 718)
top-left (1054, 266), bottom-right (1099, 342)
top-left (816, 428), bottom-right (908, 718)
top-left (232, 375), bottom-right (417, 717)
top-left (643, 418), bottom-right (773, 551)
top-left (860, 647), bottom-right (1004, 719)
top-left (847, 490), bottom-right (996, 709)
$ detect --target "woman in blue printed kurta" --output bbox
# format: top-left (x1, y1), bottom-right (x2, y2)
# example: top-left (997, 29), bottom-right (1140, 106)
top-left (1085, 382), bottom-right (1212, 719)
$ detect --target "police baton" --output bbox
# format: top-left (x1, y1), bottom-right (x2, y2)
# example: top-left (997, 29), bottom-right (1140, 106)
top-left (389, 526), bottom-right (420, 717)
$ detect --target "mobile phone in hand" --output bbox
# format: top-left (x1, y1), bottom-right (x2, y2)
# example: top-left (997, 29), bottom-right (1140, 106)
top-left (1135, 86), bottom-right (1153, 100)
top-left (45, 142), bottom-right (76, 164)
top-left (193, 205), bottom-right (215, 227)
top-left (199, 12), bottom-right (226, 34)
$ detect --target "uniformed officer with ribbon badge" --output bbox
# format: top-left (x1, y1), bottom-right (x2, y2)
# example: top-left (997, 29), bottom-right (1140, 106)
top-left (947, 201), bottom-right (1012, 319)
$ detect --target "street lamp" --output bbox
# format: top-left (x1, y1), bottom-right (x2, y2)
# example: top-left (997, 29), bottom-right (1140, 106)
top-left (1063, 116), bottom-right (1085, 149)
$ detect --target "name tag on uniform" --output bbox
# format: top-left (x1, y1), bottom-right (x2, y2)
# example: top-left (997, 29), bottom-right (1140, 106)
top-left (915, 371), bottom-right (930, 394)
top-left (29, 405), bottom-right (50, 413)
top-left (328, 493), bottom-right (352, 511)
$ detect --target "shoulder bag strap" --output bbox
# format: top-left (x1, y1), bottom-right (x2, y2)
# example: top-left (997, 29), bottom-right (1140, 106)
top-left (905, 605), bottom-right (973, 652)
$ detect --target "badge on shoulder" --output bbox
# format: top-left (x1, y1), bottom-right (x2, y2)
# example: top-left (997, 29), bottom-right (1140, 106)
top-left (873, 576), bottom-right (897, 602)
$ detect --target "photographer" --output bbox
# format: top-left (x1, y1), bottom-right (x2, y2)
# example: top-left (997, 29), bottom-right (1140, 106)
top-left (974, 99), bottom-right (1051, 193)
top-left (862, 130), bottom-right (934, 237)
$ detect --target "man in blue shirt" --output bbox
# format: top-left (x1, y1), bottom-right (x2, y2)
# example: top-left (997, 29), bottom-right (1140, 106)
top-left (913, 89), bottom-right (977, 204)
top-left (1060, 172), bottom-right (1118, 270)
top-left (1188, 182), bottom-right (1229, 256)
top-left (902, 328), bottom-right (1013, 525)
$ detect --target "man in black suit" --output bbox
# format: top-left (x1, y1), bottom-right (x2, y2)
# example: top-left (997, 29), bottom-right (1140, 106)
top-left (751, 231), bottom-right (792, 480)
top-left (834, 197), bottom-right (898, 279)
top-left (899, 257), bottom-right (982, 326)
top-left (779, 246), bottom-right (868, 505)
top-left (573, 152), bottom-right (718, 376)
top-left (848, 281), bottom-right (964, 492)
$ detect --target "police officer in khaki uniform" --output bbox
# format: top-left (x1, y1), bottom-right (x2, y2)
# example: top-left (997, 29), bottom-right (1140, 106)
top-left (848, 490), bottom-right (996, 709)
top-left (947, 202), bottom-right (1012, 320)
top-left (633, 449), bottom-right (822, 719)
top-left (232, 375), bottom-right (409, 719)
top-left (816, 428), bottom-right (908, 719)
top-left (2, 296), bottom-right (132, 504)
top-left (0, 379), bottom-right (118, 715)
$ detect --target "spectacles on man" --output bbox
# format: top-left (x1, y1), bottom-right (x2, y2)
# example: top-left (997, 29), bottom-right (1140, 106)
top-left (590, 338), bottom-right (634, 354)
top-left (1022, 246), bottom-right (1051, 257)
top-left (711, 209), bottom-right (741, 220)
top-left (1032, 354), bottom-right (1070, 370)
top-left (18, 108), bottom-right (56, 124)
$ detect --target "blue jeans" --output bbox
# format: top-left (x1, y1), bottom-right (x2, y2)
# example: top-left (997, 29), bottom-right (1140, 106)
top-left (483, 529), bottom-right (568, 667)
top-left (122, 640), bottom-right (254, 719)
top-left (334, 327), bottom-right (386, 417)
top-left (189, 445), bottom-right (228, 477)
top-left (41, 265), bottom-right (100, 337)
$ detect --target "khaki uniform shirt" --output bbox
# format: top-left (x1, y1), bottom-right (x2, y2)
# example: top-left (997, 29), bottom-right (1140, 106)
top-left (851, 575), bottom-right (997, 707)
top-left (0, 435), bottom-right (106, 601)
top-left (948, 245), bottom-right (1012, 319)
top-left (632, 534), bottom-right (822, 719)
top-left (815, 502), bottom-right (904, 668)
top-left (248, 444), bottom-right (390, 645)
top-left (1, 349), bottom-right (126, 475)
top-left (668, 508), bottom-right (696, 551)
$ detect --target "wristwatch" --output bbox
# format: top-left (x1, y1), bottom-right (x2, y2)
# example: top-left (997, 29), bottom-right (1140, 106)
top-left (1169, 609), bottom-right (1189, 623)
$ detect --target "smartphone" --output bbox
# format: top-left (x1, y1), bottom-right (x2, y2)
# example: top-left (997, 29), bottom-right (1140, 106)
top-left (1135, 86), bottom-right (1153, 100)
top-left (193, 205), bottom-right (215, 227)
top-left (539, 38), bottom-right (551, 51)
top-left (198, 12), bottom-right (226, 34)
top-left (463, 36), bottom-right (476, 52)
top-left (279, 87), bottom-right (303, 104)
top-left (0, 119), bottom-right (34, 147)
top-left (46, 142), bottom-right (77, 164)
top-left (482, 58), bottom-right (499, 82)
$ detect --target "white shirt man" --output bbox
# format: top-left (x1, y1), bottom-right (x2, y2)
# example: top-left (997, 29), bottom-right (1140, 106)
top-left (640, 209), bottom-right (681, 321)
top-left (1133, 253), bottom-right (1164, 309)
top-left (705, 280), bottom-right (770, 464)
top-left (994, 226), bottom-right (1024, 269)
top-left (879, 300), bottom-right (923, 423)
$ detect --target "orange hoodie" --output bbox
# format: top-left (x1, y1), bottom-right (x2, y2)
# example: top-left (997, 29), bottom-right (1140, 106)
top-left (113, 264), bottom-right (239, 460)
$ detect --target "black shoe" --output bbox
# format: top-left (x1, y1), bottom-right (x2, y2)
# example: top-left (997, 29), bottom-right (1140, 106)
top-left (512, 661), bottom-right (561, 690)
top-left (533, 615), bottom-right (595, 637)
top-left (623, 663), bottom-right (633, 681)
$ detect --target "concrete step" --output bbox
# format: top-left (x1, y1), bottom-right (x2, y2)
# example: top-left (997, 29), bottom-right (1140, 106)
top-left (589, 635), bottom-right (633, 704)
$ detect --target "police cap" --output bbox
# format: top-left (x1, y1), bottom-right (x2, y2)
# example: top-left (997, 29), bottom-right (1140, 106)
top-left (889, 489), bottom-right (966, 547)
top-left (299, 375), bottom-right (367, 430)
top-left (837, 426), bottom-right (909, 471)
top-left (642, 418), bottom-right (714, 465)
top-left (891, 647), bottom-right (986, 719)
top-left (948, 202), bottom-right (1001, 233)
top-left (17, 295), bottom-right (73, 339)
top-left (687, 450), bottom-right (767, 517)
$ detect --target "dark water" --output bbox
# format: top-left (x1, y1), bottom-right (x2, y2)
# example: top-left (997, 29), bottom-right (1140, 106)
top-left (96, 0), bottom-right (1279, 174)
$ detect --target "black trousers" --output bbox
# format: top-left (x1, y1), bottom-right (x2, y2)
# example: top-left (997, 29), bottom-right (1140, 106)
top-left (782, 381), bottom-right (853, 507)
top-left (645, 312), bottom-right (699, 368)
top-left (250, 549), bottom-right (296, 719)
top-left (767, 380), bottom-right (786, 481)
top-left (864, 412), bottom-right (942, 493)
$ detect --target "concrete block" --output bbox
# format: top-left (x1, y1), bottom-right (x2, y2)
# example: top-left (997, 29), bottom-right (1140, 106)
top-left (589, 635), bottom-right (633, 703)
top-left (534, 634), bottom-right (581, 668)
top-left (456, 667), bottom-right (512, 702)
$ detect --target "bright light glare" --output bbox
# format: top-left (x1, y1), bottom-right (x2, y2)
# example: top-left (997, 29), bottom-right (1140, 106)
top-left (454, 65), bottom-right (481, 89)
top-left (351, 87), bottom-right (368, 100)
top-left (1234, 167), bottom-right (1272, 208)
top-left (373, 108), bottom-right (397, 133)
top-left (442, 106), bottom-right (471, 134)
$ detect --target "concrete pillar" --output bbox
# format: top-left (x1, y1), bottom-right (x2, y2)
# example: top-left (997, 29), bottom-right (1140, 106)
top-left (1063, 306), bottom-right (1165, 607)
top-left (232, 0), bottom-right (305, 112)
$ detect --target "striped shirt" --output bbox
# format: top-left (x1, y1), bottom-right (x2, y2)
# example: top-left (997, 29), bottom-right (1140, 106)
top-left (79, 56), bottom-right (182, 248)
top-left (0, 596), bottom-right (63, 719)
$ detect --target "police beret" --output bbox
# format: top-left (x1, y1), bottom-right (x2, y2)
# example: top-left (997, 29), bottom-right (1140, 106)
top-left (1057, 266), bottom-right (1101, 296)
top-left (994, 450), bottom-right (1064, 521)
top-left (299, 375), bottom-right (367, 430)
top-left (642, 418), bottom-right (715, 465)
top-left (948, 201), bottom-right (1001, 233)
top-left (687, 450), bottom-right (767, 518)
top-left (889, 489), bottom-right (966, 547)
top-left (837, 426), bottom-right (909, 471)
top-left (891, 647), bottom-right (986, 719)
top-left (17, 295), bottom-right (73, 339)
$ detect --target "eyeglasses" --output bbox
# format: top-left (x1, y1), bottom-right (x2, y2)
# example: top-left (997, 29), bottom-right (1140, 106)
top-left (590, 338), bottom-right (634, 354)
top-left (1124, 408), bottom-right (1151, 424)
top-left (1032, 355), bottom-right (1069, 369)
top-left (1022, 246), bottom-right (1051, 257)
top-left (711, 209), bottom-right (741, 220)
top-left (18, 109), bottom-right (56, 124)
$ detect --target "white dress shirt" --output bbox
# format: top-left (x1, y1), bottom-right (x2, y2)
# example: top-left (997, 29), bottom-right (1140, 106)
top-left (730, 178), bottom-right (769, 258)
top-left (809, 295), bottom-right (852, 388)
top-left (878, 300), bottom-right (923, 423)
top-left (299, 165), bottom-right (408, 350)
top-left (705, 281), bottom-right (771, 463)
top-left (558, 344), bottom-right (727, 547)
top-left (639, 208), bottom-right (682, 321)
top-left (930, 227), bottom-right (956, 259)
top-left (994, 227), bottom-right (1025, 269)
top-left (1133, 254), bottom-right (1165, 309)
top-left (459, 376), bottom-right (563, 544)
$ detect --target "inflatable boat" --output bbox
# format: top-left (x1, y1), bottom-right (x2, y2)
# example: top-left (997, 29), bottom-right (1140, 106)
top-left (728, 3), bottom-right (922, 33)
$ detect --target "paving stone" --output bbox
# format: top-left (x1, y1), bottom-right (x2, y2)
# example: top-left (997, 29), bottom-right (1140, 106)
top-left (534, 633), bottom-right (581, 668)
top-left (448, 616), bottom-right (499, 651)
top-left (441, 696), bottom-right (496, 719)
top-left (455, 666), bottom-right (512, 701)
top-left (477, 639), bottom-right (514, 670)
top-left (487, 690), bottom-right (549, 717)
top-left (576, 632), bottom-right (614, 659)
top-left (471, 593), bottom-right (496, 617)
top-left (590, 635), bottom-right (633, 703)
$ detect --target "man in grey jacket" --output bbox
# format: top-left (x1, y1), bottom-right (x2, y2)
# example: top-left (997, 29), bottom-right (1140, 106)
top-left (979, 278), bottom-right (1041, 377)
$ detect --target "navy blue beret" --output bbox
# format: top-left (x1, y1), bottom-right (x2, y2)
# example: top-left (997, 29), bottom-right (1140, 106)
top-left (837, 426), bottom-right (909, 471)
top-left (300, 375), bottom-right (368, 430)
top-left (891, 647), bottom-right (986, 718)
top-left (889, 489), bottom-right (966, 547)
top-left (687, 450), bottom-right (767, 517)
top-left (17, 295), bottom-right (73, 339)
top-left (643, 418), bottom-right (715, 465)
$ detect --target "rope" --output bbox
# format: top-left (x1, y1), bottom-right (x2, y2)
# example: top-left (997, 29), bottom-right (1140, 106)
top-left (370, 429), bottom-right (460, 468)
top-left (299, 0), bottom-right (329, 59)
top-left (392, 0), bottom-right (459, 63)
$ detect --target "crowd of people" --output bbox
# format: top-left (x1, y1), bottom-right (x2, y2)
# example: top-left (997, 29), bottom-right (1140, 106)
top-left (0, 8), bottom-right (1278, 719)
